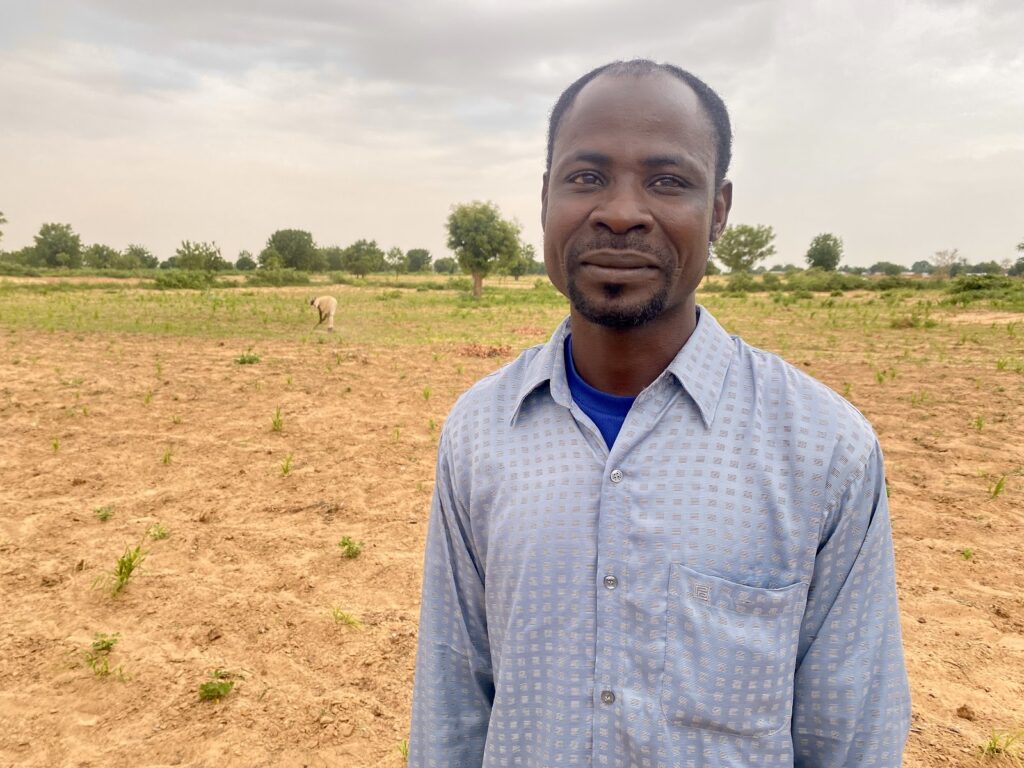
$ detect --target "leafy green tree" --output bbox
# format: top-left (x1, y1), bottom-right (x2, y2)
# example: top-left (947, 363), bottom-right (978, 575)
top-left (967, 260), bottom-right (1003, 275)
top-left (124, 244), bottom-right (158, 269)
top-left (704, 259), bottom-right (721, 276)
top-left (868, 261), bottom-right (905, 276)
top-left (910, 260), bottom-right (933, 274)
top-left (385, 246), bottom-right (408, 274)
top-left (446, 201), bottom-right (521, 297)
top-left (433, 256), bottom-right (458, 274)
top-left (258, 246), bottom-right (284, 269)
top-left (235, 250), bottom-right (257, 271)
top-left (1008, 257), bottom-right (1024, 277)
top-left (34, 222), bottom-right (83, 268)
top-left (805, 233), bottom-right (843, 271)
top-left (406, 248), bottom-right (432, 272)
top-left (265, 229), bottom-right (324, 271)
top-left (175, 240), bottom-right (229, 271)
top-left (712, 224), bottom-right (776, 273)
top-left (320, 246), bottom-right (346, 272)
top-left (83, 243), bottom-right (121, 269)
top-left (343, 239), bottom-right (386, 277)
top-left (0, 211), bottom-right (7, 245)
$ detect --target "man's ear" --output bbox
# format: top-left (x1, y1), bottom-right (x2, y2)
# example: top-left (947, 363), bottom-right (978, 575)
top-left (540, 172), bottom-right (549, 231)
top-left (711, 180), bottom-right (733, 241)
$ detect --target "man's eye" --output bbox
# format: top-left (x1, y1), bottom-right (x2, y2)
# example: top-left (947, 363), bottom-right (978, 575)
top-left (651, 176), bottom-right (686, 188)
top-left (568, 172), bottom-right (602, 185)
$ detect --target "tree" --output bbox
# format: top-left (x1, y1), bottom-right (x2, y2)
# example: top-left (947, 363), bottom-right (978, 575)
top-left (804, 233), bottom-right (843, 271)
top-left (967, 260), bottom-right (1003, 275)
top-left (868, 261), bottom-right (905, 276)
top-left (406, 248), bottom-right (432, 272)
top-left (1008, 258), bottom-right (1024, 277)
top-left (125, 244), bottom-right (158, 269)
top-left (264, 229), bottom-right (324, 271)
top-left (704, 259), bottom-right (721, 276)
top-left (33, 222), bottom-right (83, 268)
top-left (433, 256), bottom-right (458, 274)
top-left (258, 246), bottom-right (284, 270)
top-left (712, 224), bottom-right (776, 273)
top-left (320, 246), bottom-right (346, 272)
top-left (910, 260), bottom-right (933, 275)
top-left (0, 211), bottom-right (6, 245)
top-left (175, 240), bottom-right (228, 271)
top-left (385, 246), bottom-right (408, 274)
top-left (446, 201), bottom-right (521, 297)
top-left (83, 243), bottom-right (121, 269)
top-left (1017, 240), bottom-right (1024, 252)
top-left (932, 248), bottom-right (963, 277)
top-left (343, 239), bottom-right (386, 277)
top-left (235, 250), bottom-right (257, 271)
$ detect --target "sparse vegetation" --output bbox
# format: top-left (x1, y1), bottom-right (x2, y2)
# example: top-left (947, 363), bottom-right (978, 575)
top-left (95, 504), bottom-right (115, 522)
top-left (198, 669), bottom-right (236, 701)
top-left (331, 607), bottom-right (362, 628)
top-left (81, 632), bottom-right (122, 678)
top-left (148, 522), bottom-right (169, 540)
top-left (271, 406), bottom-right (283, 432)
top-left (338, 536), bottom-right (363, 559)
top-left (94, 544), bottom-right (146, 596)
top-left (234, 350), bottom-right (260, 365)
top-left (281, 453), bottom-right (293, 476)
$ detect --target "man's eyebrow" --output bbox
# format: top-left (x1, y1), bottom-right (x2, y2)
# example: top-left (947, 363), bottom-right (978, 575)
top-left (569, 151), bottom-right (611, 167)
top-left (642, 153), bottom-right (697, 170)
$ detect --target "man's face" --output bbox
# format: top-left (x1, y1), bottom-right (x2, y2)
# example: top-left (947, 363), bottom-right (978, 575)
top-left (542, 72), bottom-right (731, 331)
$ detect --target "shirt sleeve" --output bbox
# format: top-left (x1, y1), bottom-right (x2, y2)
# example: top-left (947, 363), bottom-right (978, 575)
top-left (408, 431), bottom-right (494, 767)
top-left (792, 440), bottom-right (912, 767)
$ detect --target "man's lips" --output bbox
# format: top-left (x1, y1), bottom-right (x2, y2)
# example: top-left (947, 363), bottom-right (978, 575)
top-left (577, 250), bottom-right (661, 281)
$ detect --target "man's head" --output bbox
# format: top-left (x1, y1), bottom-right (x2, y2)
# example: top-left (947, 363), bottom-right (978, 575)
top-left (541, 60), bottom-right (733, 332)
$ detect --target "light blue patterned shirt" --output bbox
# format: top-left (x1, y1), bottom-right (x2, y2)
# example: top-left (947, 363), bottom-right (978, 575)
top-left (410, 308), bottom-right (911, 767)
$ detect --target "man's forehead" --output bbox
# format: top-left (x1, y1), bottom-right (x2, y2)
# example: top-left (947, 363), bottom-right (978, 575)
top-left (553, 72), bottom-right (714, 161)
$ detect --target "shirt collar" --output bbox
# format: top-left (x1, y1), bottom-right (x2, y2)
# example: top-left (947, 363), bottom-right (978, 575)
top-left (510, 306), bottom-right (735, 429)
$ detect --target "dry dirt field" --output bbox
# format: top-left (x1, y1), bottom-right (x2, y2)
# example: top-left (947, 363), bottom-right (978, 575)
top-left (0, 279), bottom-right (1022, 767)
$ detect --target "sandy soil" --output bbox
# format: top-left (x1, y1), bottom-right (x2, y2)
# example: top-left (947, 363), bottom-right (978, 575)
top-left (0, 305), bottom-right (1022, 767)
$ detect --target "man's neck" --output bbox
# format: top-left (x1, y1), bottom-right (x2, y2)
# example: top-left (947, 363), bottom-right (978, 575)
top-left (568, 302), bottom-right (699, 397)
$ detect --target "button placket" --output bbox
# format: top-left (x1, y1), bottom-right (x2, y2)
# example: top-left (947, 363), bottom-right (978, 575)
top-left (600, 689), bottom-right (616, 705)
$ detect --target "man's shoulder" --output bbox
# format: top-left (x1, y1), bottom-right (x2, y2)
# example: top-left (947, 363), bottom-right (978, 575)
top-left (734, 335), bottom-right (877, 447)
top-left (443, 342), bottom-right (548, 432)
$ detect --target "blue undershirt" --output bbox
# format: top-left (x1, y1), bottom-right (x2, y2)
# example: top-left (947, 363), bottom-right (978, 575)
top-left (564, 335), bottom-right (636, 449)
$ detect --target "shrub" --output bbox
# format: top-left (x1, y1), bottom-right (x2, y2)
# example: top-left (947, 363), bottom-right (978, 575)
top-left (153, 270), bottom-right (216, 290)
top-left (245, 269), bottom-right (311, 287)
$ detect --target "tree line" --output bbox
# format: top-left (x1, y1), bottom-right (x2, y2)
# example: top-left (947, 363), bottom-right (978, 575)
top-left (711, 224), bottom-right (1024, 277)
top-left (0, 205), bottom-right (545, 294)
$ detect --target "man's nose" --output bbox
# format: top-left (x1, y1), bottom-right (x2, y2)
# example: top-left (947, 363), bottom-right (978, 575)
top-left (589, 183), bottom-right (654, 235)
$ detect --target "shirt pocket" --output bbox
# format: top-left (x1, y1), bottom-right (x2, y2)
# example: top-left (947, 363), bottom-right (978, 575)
top-left (660, 562), bottom-right (808, 738)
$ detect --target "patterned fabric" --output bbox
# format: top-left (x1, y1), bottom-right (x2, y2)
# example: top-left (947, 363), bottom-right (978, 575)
top-left (409, 308), bottom-right (911, 768)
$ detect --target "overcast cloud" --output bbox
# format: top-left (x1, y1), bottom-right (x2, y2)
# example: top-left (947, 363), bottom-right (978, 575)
top-left (1, 0), bottom-right (1021, 267)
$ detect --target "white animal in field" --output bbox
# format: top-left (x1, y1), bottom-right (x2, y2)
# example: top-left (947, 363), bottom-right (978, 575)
top-left (309, 295), bottom-right (338, 332)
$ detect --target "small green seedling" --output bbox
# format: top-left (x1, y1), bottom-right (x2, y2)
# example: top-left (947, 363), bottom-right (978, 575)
top-left (331, 607), bottom-right (362, 628)
top-left (234, 351), bottom-right (260, 365)
top-left (162, 447), bottom-right (172, 465)
top-left (973, 416), bottom-right (985, 431)
top-left (198, 669), bottom-right (235, 702)
top-left (989, 475), bottom-right (1006, 499)
top-left (281, 454), bottom-right (293, 476)
top-left (95, 505), bottom-right (115, 522)
top-left (980, 729), bottom-right (1022, 758)
top-left (338, 536), bottom-right (363, 559)
top-left (960, 548), bottom-right (974, 561)
top-left (148, 523), bottom-right (169, 540)
top-left (52, 437), bottom-right (60, 453)
top-left (82, 633), bottom-right (121, 678)
top-left (271, 406), bottom-right (283, 432)
top-left (399, 739), bottom-right (409, 761)
top-left (996, 358), bottom-right (1009, 371)
top-left (422, 386), bottom-right (431, 402)
top-left (171, 415), bottom-right (182, 425)
top-left (143, 389), bottom-right (153, 405)
top-left (94, 544), bottom-right (146, 596)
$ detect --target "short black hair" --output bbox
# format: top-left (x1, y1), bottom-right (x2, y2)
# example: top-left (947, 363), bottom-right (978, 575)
top-left (546, 59), bottom-right (733, 189)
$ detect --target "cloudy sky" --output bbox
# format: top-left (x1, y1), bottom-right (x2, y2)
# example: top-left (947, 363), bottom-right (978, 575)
top-left (1, 0), bottom-right (1021, 268)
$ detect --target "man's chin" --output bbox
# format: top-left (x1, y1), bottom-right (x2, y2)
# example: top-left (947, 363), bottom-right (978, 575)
top-left (570, 295), bottom-right (667, 330)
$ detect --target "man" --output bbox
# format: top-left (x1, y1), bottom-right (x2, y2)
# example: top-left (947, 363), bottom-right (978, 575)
top-left (309, 294), bottom-right (337, 332)
top-left (410, 60), bottom-right (910, 767)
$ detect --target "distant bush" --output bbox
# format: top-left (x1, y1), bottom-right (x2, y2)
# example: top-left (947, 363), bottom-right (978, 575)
top-left (0, 262), bottom-right (41, 277)
top-left (948, 274), bottom-right (1013, 294)
top-left (329, 272), bottom-right (358, 285)
top-left (245, 269), bottom-right (311, 287)
top-left (153, 270), bottom-right (217, 290)
top-left (726, 271), bottom-right (761, 292)
top-left (785, 269), bottom-right (867, 293)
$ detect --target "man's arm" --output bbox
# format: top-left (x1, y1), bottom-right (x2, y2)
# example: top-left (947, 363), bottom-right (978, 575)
top-left (792, 441), bottom-right (911, 767)
top-left (409, 431), bottom-right (493, 767)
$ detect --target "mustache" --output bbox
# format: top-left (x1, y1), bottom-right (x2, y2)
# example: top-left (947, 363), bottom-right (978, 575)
top-left (568, 234), bottom-right (665, 260)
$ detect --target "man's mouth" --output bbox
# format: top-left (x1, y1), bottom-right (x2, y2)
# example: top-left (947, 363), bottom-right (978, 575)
top-left (577, 250), bottom-right (660, 280)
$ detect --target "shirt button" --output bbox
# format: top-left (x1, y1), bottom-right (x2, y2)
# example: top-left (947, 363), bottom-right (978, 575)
top-left (601, 690), bottom-right (615, 705)
top-left (603, 575), bottom-right (618, 590)
top-left (609, 469), bottom-right (624, 483)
